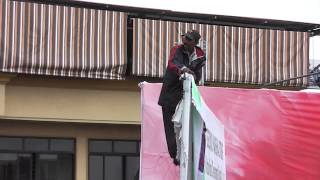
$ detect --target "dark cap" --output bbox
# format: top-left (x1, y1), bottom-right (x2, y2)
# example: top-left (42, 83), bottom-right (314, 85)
top-left (182, 30), bottom-right (201, 44)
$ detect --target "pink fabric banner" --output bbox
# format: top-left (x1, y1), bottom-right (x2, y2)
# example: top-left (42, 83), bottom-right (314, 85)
top-left (140, 82), bottom-right (320, 180)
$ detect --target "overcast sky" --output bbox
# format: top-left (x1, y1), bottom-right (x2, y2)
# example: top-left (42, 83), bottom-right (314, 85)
top-left (81, 0), bottom-right (320, 23)
top-left (79, 0), bottom-right (320, 61)
top-left (310, 36), bottom-right (320, 67)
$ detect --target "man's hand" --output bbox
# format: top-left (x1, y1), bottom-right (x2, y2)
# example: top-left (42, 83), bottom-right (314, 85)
top-left (181, 67), bottom-right (197, 80)
top-left (181, 67), bottom-right (195, 75)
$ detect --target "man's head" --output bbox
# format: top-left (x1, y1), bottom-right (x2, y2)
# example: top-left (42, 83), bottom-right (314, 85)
top-left (182, 30), bottom-right (201, 52)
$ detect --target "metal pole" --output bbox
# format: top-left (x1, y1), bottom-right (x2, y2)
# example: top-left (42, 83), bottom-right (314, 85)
top-left (262, 71), bottom-right (320, 87)
top-left (180, 73), bottom-right (193, 180)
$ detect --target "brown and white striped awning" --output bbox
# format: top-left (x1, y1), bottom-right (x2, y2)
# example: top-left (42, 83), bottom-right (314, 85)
top-left (0, 0), bottom-right (127, 80)
top-left (132, 18), bottom-right (309, 86)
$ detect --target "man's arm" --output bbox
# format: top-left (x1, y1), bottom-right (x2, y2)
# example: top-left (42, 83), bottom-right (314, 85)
top-left (167, 46), bottom-right (189, 75)
top-left (190, 56), bottom-right (206, 84)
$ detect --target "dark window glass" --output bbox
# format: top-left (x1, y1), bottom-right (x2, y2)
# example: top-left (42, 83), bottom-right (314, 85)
top-left (0, 153), bottom-right (18, 180)
top-left (89, 140), bottom-right (140, 180)
top-left (18, 154), bottom-right (32, 180)
top-left (113, 141), bottom-right (137, 153)
top-left (105, 156), bottom-right (122, 180)
top-left (89, 141), bottom-right (112, 153)
top-left (36, 154), bottom-right (58, 180)
top-left (0, 137), bottom-right (23, 151)
top-left (57, 154), bottom-right (73, 180)
top-left (89, 156), bottom-right (103, 180)
top-left (0, 153), bottom-right (33, 180)
top-left (25, 138), bottom-right (49, 151)
top-left (125, 156), bottom-right (140, 180)
top-left (50, 139), bottom-right (74, 153)
top-left (0, 137), bottom-right (74, 180)
top-left (36, 154), bottom-right (73, 180)
top-left (0, 153), bottom-right (18, 161)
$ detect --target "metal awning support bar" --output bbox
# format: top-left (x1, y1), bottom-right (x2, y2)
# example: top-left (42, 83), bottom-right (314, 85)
top-left (263, 71), bottom-right (320, 87)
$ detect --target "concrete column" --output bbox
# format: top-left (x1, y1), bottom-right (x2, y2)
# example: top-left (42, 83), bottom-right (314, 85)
top-left (0, 84), bottom-right (5, 116)
top-left (0, 73), bottom-right (16, 116)
top-left (76, 136), bottom-right (88, 180)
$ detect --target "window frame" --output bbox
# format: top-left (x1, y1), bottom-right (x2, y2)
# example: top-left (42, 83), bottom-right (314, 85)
top-left (0, 136), bottom-right (75, 180)
top-left (88, 139), bottom-right (140, 180)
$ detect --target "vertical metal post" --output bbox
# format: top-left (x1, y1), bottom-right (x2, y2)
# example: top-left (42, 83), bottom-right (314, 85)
top-left (180, 73), bottom-right (193, 180)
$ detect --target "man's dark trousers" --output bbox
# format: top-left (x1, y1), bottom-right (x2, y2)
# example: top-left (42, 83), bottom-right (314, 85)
top-left (161, 106), bottom-right (177, 159)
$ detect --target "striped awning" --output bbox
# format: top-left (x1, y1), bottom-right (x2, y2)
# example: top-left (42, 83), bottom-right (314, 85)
top-left (0, 0), bottom-right (127, 80)
top-left (132, 18), bottom-right (309, 86)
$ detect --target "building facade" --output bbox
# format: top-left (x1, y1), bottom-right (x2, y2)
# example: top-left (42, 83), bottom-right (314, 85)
top-left (0, 74), bottom-right (141, 180)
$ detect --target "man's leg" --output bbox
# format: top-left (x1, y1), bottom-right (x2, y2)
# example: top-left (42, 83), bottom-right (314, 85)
top-left (161, 106), bottom-right (177, 160)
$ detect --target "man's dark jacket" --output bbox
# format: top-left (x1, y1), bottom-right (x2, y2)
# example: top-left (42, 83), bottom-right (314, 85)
top-left (158, 44), bottom-right (205, 108)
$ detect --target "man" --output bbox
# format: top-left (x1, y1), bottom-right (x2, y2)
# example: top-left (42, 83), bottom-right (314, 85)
top-left (158, 30), bottom-right (206, 165)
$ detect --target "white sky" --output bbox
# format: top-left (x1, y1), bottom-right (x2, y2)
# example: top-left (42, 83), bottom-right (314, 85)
top-left (310, 36), bottom-right (320, 66)
top-left (81, 0), bottom-right (320, 24)
top-left (79, 0), bottom-right (320, 60)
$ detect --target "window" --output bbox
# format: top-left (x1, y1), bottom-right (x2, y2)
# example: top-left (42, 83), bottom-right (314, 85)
top-left (0, 137), bottom-right (74, 180)
top-left (89, 140), bottom-right (140, 180)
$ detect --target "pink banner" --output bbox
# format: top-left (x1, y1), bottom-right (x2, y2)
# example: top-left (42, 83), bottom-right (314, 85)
top-left (140, 82), bottom-right (320, 180)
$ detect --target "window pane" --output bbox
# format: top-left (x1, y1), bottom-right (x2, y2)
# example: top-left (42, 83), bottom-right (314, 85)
top-left (114, 141), bottom-right (137, 153)
top-left (25, 138), bottom-right (49, 151)
top-left (105, 156), bottom-right (122, 180)
top-left (125, 156), bottom-right (140, 180)
top-left (0, 153), bottom-right (18, 180)
top-left (0, 137), bottom-right (23, 151)
top-left (89, 140), bottom-right (112, 153)
top-left (36, 154), bottom-right (73, 180)
top-left (0, 153), bottom-right (18, 161)
top-left (56, 154), bottom-right (73, 180)
top-left (18, 154), bottom-right (32, 180)
top-left (50, 139), bottom-right (74, 153)
top-left (89, 156), bottom-right (103, 180)
top-left (36, 154), bottom-right (58, 180)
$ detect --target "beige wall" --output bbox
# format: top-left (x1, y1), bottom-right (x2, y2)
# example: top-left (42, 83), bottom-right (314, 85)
top-left (5, 85), bottom-right (140, 124)
top-left (0, 84), bottom-right (5, 115)
top-left (0, 120), bottom-right (140, 180)
top-left (0, 74), bottom-right (142, 124)
top-left (0, 119), bottom-right (140, 139)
